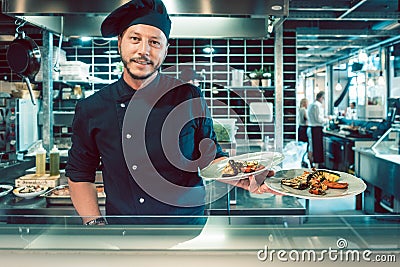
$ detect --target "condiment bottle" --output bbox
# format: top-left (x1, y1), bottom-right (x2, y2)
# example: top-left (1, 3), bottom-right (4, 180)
top-left (35, 144), bottom-right (46, 176)
top-left (49, 145), bottom-right (60, 176)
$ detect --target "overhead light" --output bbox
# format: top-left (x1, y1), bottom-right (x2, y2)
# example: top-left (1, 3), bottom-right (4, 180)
top-left (271, 5), bottom-right (283, 11)
top-left (203, 46), bottom-right (215, 54)
top-left (378, 71), bottom-right (385, 86)
top-left (335, 64), bottom-right (343, 91)
top-left (80, 36), bottom-right (92, 42)
top-left (104, 50), bottom-right (118, 55)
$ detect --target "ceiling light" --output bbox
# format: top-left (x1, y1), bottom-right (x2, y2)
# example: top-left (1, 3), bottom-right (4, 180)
top-left (203, 46), bottom-right (215, 54)
top-left (378, 71), bottom-right (385, 86)
top-left (80, 36), bottom-right (92, 42)
top-left (335, 65), bottom-right (343, 91)
top-left (271, 5), bottom-right (283, 11)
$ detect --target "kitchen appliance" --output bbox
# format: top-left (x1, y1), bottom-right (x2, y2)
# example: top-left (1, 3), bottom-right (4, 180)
top-left (358, 125), bottom-right (400, 214)
top-left (0, 97), bottom-right (39, 161)
top-left (387, 98), bottom-right (400, 124)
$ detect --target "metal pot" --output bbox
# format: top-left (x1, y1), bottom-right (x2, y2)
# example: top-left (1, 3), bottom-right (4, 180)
top-left (6, 30), bottom-right (41, 105)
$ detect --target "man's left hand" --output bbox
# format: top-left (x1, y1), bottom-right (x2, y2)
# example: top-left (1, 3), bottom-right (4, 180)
top-left (224, 169), bottom-right (279, 195)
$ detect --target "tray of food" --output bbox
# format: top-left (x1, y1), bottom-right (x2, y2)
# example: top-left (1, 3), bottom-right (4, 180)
top-left (199, 151), bottom-right (284, 181)
top-left (41, 184), bottom-right (106, 205)
top-left (264, 168), bottom-right (366, 199)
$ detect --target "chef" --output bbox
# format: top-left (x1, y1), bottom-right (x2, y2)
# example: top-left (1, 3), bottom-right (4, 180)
top-left (66, 0), bottom-right (274, 226)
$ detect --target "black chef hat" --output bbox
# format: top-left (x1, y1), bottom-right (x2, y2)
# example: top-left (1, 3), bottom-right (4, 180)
top-left (101, 0), bottom-right (171, 39)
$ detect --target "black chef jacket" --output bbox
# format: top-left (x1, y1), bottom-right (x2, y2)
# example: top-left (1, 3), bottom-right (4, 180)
top-left (66, 73), bottom-right (228, 225)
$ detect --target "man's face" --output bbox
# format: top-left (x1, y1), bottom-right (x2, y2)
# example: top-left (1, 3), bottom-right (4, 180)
top-left (118, 24), bottom-right (168, 80)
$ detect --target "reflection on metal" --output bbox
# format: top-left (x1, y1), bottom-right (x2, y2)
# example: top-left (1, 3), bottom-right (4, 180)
top-left (296, 28), bottom-right (400, 37)
top-left (4, 0), bottom-right (288, 16)
top-left (274, 22), bottom-right (283, 153)
top-left (171, 17), bottom-right (268, 39)
top-left (337, 0), bottom-right (367, 19)
top-left (41, 31), bottom-right (54, 152)
top-left (3, 0), bottom-right (288, 37)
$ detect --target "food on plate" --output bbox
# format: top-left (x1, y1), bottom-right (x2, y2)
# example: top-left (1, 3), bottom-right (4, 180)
top-left (308, 169), bottom-right (340, 182)
top-left (51, 186), bottom-right (70, 196)
top-left (221, 159), bottom-right (265, 177)
top-left (16, 185), bottom-right (46, 194)
top-left (281, 168), bottom-right (345, 195)
top-left (322, 181), bottom-right (349, 189)
top-left (48, 185), bottom-right (105, 197)
top-left (280, 171), bottom-right (309, 190)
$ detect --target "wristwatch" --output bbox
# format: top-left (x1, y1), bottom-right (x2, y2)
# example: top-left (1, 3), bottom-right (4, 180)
top-left (85, 217), bottom-right (107, 226)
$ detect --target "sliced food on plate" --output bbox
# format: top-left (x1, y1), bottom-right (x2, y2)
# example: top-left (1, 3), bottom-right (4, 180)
top-left (280, 168), bottom-right (348, 196)
top-left (222, 160), bottom-right (265, 177)
top-left (200, 151), bottom-right (285, 181)
top-left (13, 185), bottom-right (48, 199)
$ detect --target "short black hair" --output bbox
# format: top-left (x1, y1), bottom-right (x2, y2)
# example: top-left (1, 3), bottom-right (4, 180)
top-left (316, 91), bottom-right (325, 100)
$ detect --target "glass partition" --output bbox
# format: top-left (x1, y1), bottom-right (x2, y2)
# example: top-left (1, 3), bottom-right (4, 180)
top-left (0, 214), bottom-right (399, 252)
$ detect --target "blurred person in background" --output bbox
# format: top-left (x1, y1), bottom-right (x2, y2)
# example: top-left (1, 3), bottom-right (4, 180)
top-left (297, 98), bottom-right (309, 167)
top-left (307, 91), bottom-right (329, 168)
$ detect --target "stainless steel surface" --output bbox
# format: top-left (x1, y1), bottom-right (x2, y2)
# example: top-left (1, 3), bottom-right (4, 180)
top-left (4, 0), bottom-right (289, 15)
top-left (2, 0), bottom-right (400, 73)
top-left (354, 147), bottom-right (400, 213)
top-left (3, 0), bottom-right (288, 38)
top-left (41, 31), bottom-right (54, 152)
top-left (274, 22), bottom-right (283, 153)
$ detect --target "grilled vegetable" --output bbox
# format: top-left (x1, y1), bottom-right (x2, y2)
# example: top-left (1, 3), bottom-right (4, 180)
top-left (281, 169), bottom-right (343, 195)
top-left (221, 160), bottom-right (264, 177)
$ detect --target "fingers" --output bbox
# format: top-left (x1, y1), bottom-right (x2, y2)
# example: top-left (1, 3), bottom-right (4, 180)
top-left (266, 169), bottom-right (275, 177)
top-left (248, 174), bottom-right (259, 193)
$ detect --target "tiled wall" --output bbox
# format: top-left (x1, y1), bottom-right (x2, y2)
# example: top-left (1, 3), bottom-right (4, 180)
top-left (0, 26), bottom-right (297, 142)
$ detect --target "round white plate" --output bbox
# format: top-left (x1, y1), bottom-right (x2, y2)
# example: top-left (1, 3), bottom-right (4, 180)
top-left (0, 185), bottom-right (13, 198)
top-left (13, 186), bottom-right (48, 199)
top-left (264, 169), bottom-right (367, 199)
top-left (200, 151), bottom-right (284, 181)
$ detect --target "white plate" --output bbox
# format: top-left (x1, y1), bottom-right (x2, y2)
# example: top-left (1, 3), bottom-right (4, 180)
top-left (13, 186), bottom-right (48, 199)
top-left (264, 169), bottom-right (367, 199)
top-left (0, 185), bottom-right (13, 198)
top-left (199, 151), bottom-right (284, 181)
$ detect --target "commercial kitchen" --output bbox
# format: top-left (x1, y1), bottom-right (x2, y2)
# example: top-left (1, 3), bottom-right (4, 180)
top-left (0, 0), bottom-right (398, 266)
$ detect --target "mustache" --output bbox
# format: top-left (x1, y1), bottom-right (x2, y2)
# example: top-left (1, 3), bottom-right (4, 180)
top-left (130, 56), bottom-right (152, 64)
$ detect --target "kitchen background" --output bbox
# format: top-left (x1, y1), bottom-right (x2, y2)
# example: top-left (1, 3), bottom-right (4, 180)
top-left (0, 15), bottom-right (297, 147)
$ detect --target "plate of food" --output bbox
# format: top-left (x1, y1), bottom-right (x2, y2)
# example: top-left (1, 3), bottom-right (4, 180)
top-left (0, 185), bottom-right (13, 198)
top-left (41, 184), bottom-right (106, 205)
top-left (13, 185), bottom-right (48, 199)
top-left (264, 168), bottom-right (366, 199)
top-left (199, 151), bottom-right (284, 181)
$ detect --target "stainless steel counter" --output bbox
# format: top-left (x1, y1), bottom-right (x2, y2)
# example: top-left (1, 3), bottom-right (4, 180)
top-left (0, 176), bottom-right (306, 224)
top-left (354, 147), bottom-right (400, 213)
top-left (323, 129), bottom-right (377, 142)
